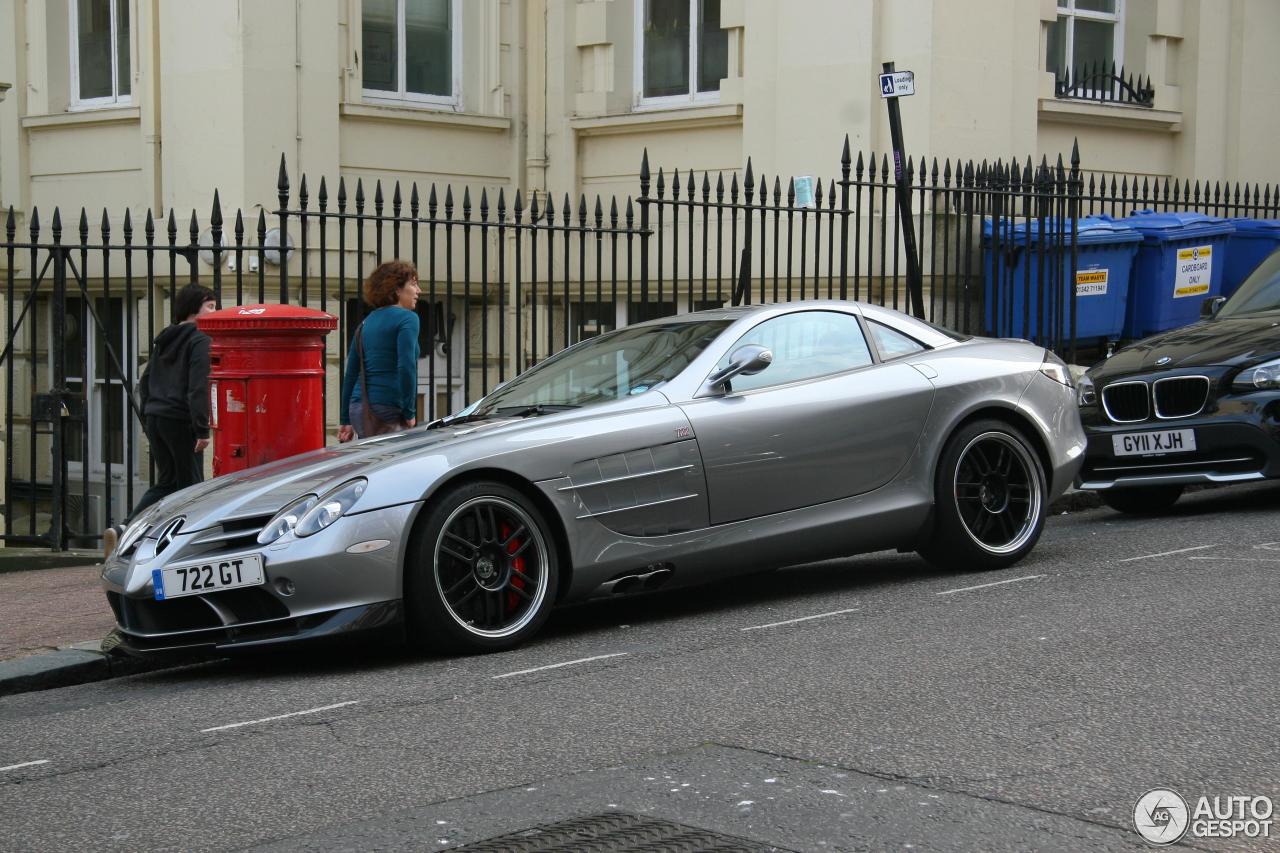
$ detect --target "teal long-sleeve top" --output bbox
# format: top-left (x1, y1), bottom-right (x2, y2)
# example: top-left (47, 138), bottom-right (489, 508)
top-left (339, 306), bottom-right (420, 424)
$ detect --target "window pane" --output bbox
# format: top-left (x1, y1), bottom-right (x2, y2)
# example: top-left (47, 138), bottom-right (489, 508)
top-left (405, 0), bottom-right (451, 97)
top-left (76, 0), bottom-right (114, 100)
top-left (569, 301), bottom-right (617, 340)
top-left (362, 0), bottom-right (399, 93)
top-left (65, 380), bottom-right (85, 464)
top-left (719, 312), bottom-right (872, 393)
top-left (1072, 19), bottom-right (1115, 71)
top-left (115, 0), bottom-right (130, 96)
top-left (95, 297), bottom-right (124, 381)
top-left (643, 0), bottom-right (690, 98)
top-left (1046, 16), bottom-right (1067, 74)
top-left (1075, 0), bottom-right (1116, 12)
top-left (868, 321), bottom-right (925, 359)
top-left (696, 0), bottom-right (727, 93)
top-left (64, 298), bottom-right (86, 380)
top-left (102, 384), bottom-right (126, 466)
top-left (628, 300), bottom-right (677, 323)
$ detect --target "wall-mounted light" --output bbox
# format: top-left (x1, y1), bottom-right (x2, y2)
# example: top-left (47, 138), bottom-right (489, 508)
top-left (198, 228), bottom-right (229, 267)
top-left (262, 228), bottom-right (295, 266)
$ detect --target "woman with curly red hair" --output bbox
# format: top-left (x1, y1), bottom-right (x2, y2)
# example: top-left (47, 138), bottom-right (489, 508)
top-left (338, 260), bottom-right (421, 441)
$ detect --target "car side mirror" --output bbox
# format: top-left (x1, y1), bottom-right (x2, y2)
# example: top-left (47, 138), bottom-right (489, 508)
top-left (705, 344), bottom-right (773, 393)
top-left (1201, 296), bottom-right (1227, 319)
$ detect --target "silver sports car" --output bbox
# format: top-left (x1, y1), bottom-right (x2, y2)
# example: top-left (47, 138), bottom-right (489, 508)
top-left (102, 301), bottom-right (1085, 654)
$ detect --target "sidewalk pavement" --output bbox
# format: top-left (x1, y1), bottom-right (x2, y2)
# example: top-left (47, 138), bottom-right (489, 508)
top-left (0, 564), bottom-right (115, 661)
top-left (0, 554), bottom-right (212, 696)
top-left (0, 488), bottom-right (1103, 697)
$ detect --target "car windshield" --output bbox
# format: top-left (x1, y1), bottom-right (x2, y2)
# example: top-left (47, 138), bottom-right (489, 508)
top-left (469, 319), bottom-right (732, 415)
top-left (1218, 250), bottom-right (1280, 318)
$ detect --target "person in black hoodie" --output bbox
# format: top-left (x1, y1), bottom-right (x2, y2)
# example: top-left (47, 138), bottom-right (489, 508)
top-left (104, 283), bottom-right (218, 556)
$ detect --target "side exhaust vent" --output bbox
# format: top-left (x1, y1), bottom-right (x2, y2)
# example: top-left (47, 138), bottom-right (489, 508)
top-left (595, 563), bottom-right (674, 596)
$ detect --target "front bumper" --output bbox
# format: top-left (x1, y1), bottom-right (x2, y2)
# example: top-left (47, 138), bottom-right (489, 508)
top-left (106, 600), bottom-right (404, 656)
top-left (101, 502), bottom-right (418, 654)
top-left (1076, 400), bottom-right (1280, 490)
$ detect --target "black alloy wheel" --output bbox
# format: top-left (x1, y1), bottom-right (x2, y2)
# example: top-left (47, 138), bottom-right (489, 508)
top-left (920, 419), bottom-right (1047, 571)
top-left (407, 481), bottom-right (559, 652)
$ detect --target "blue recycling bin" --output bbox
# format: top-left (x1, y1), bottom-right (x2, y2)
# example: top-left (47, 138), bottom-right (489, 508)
top-left (983, 216), bottom-right (1141, 344)
top-left (1224, 218), bottom-right (1280, 298)
top-left (1119, 211), bottom-right (1234, 338)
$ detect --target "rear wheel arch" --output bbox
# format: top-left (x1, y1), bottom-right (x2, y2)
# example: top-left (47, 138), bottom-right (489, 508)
top-left (406, 467), bottom-right (574, 604)
top-left (918, 408), bottom-right (1050, 570)
top-left (945, 406), bottom-right (1053, 492)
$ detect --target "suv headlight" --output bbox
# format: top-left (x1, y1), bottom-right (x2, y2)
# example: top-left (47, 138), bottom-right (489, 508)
top-left (257, 494), bottom-right (319, 545)
top-left (1039, 352), bottom-right (1074, 388)
top-left (1233, 358), bottom-right (1280, 391)
top-left (295, 479), bottom-right (368, 538)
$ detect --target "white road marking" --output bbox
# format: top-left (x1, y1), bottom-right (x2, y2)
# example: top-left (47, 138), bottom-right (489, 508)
top-left (1118, 544), bottom-right (1217, 562)
top-left (740, 608), bottom-right (859, 631)
top-left (1189, 556), bottom-right (1280, 562)
top-left (0, 759), bottom-right (49, 773)
top-left (492, 653), bottom-right (628, 679)
top-left (200, 701), bottom-right (359, 733)
top-left (936, 575), bottom-right (1044, 596)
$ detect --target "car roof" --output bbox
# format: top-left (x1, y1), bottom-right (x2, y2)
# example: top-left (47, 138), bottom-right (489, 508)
top-left (626, 300), bottom-right (865, 329)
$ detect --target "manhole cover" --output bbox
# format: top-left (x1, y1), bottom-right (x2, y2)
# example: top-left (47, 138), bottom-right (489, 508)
top-left (452, 811), bottom-right (788, 852)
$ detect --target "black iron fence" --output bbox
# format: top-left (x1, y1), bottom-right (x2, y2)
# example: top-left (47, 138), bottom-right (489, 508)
top-left (3, 138), bottom-right (1278, 549)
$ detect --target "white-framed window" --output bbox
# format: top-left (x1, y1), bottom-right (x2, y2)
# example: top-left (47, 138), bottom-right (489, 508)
top-left (635, 0), bottom-right (728, 109)
top-left (362, 0), bottom-right (461, 108)
top-left (69, 0), bottom-right (131, 109)
top-left (1046, 0), bottom-right (1124, 78)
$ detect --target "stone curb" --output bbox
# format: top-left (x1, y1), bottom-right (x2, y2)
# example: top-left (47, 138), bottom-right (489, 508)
top-left (0, 551), bottom-right (103, 574)
top-left (0, 643), bottom-right (207, 698)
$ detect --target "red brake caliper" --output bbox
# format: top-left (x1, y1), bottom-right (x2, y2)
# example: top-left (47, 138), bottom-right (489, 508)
top-left (501, 522), bottom-right (526, 611)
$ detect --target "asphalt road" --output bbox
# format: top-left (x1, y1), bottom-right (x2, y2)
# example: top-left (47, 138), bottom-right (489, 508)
top-left (2, 481), bottom-right (1279, 852)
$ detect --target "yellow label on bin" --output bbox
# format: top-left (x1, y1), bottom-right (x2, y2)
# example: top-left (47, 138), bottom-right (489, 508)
top-left (1075, 269), bottom-right (1109, 296)
top-left (1173, 245), bottom-right (1212, 298)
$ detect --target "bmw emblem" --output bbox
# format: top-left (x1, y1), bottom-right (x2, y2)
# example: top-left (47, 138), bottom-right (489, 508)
top-left (1156, 356), bottom-right (1172, 366)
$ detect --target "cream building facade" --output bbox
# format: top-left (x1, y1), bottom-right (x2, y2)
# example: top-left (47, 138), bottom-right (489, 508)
top-left (0, 0), bottom-right (1278, 541)
top-left (3, 0), bottom-right (1278, 233)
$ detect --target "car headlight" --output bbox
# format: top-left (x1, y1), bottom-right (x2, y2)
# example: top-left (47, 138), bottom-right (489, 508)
top-left (1039, 352), bottom-right (1074, 388)
top-left (294, 479), bottom-right (368, 538)
top-left (116, 515), bottom-right (152, 555)
top-left (1233, 358), bottom-right (1280, 391)
top-left (257, 494), bottom-right (319, 545)
top-left (1077, 374), bottom-right (1097, 406)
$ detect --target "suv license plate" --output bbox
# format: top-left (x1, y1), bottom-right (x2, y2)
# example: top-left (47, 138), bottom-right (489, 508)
top-left (153, 554), bottom-right (265, 600)
top-left (1112, 428), bottom-right (1196, 457)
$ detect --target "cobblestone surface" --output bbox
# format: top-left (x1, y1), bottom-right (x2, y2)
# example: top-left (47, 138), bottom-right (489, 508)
top-left (0, 565), bottom-right (113, 661)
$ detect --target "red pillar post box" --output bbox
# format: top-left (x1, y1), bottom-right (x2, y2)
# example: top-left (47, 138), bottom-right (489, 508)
top-left (196, 304), bottom-right (339, 476)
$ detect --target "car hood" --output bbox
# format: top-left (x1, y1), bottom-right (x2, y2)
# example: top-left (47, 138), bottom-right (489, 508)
top-left (134, 394), bottom-right (672, 534)
top-left (1091, 311), bottom-right (1280, 379)
top-left (138, 417), bottom-right (543, 533)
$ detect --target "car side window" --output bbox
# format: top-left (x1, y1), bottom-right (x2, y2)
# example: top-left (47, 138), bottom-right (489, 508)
top-left (716, 311), bottom-right (873, 393)
top-left (868, 320), bottom-right (926, 359)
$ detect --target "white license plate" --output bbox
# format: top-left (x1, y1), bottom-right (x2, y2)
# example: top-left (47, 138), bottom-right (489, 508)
top-left (1112, 429), bottom-right (1197, 457)
top-left (153, 554), bottom-right (265, 600)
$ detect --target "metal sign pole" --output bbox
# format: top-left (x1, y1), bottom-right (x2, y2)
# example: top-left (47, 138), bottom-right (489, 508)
top-left (881, 61), bottom-right (926, 319)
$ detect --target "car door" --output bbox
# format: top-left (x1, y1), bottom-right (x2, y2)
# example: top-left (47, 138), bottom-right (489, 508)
top-left (678, 310), bottom-right (935, 525)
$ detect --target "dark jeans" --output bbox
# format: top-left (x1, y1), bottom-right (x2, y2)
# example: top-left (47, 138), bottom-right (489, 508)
top-left (349, 400), bottom-right (407, 438)
top-left (128, 415), bottom-right (204, 522)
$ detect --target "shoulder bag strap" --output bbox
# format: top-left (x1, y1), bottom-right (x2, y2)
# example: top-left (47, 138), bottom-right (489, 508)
top-left (355, 321), bottom-right (377, 433)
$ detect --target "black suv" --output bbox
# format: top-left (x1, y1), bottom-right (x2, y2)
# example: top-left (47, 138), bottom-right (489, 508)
top-left (1077, 248), bottom-right (1280, 513)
